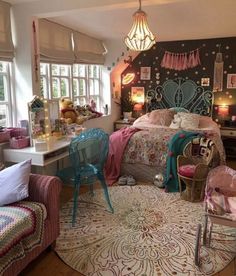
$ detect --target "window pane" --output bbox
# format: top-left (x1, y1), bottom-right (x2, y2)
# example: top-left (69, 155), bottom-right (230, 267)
top-left (88, 65), bottom-right (92, 77)
top-left (40, 77), bottom-right (48, 98)
top-left (0, 62), bottom-right (7, 73)
top-left (78, 65), bottom-right (86, 77)
top-left (61, 78), bottom-right (69, 97)
top-left (73, 79), bottom-right (78, 96)
top-left (0, 105), bottom-right (8, 127)
top-left (94, 80), bottom-right (99, 95)
top-left (79, 97), bottom-right (87, 106)
top-left (60, 65), bottom-right (70, 76)
top-left (52, 78), bottom-right (59, 98)
top-left (73, 65), bottom-right (78, 77)
top-left (79, 79), bottom-right (86, 96)
top-left (0, 75), bottom-right (7, 101)
top-left (52, 64), bottom-right (59, 75)
top-left (89, 79), bottom-right (94, 95)
top-left (93, 65), bottom-right (99, 78)
top-left (40, 63), bottom-right (47, 75)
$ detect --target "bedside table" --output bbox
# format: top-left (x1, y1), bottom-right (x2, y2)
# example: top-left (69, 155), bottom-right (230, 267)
top-left (114, 119), bottom-right (134, 131)
top-left (220, 127), bottom-right (236, 159)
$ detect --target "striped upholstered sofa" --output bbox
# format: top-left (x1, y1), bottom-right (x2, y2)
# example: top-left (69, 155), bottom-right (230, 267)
top-left (1, 174), bottom-right (62, 276)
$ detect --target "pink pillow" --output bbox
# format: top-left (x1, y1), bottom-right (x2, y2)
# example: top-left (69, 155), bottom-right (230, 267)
top-left (149, 109), bottom-right (175, 126)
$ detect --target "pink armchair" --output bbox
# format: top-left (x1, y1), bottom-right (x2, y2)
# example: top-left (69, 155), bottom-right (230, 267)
top-left (2, 174), bottom-right (62, 276)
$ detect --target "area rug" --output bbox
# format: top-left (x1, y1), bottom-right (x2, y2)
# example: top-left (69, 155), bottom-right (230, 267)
top-left (55, 184), bottom-right (236, 276)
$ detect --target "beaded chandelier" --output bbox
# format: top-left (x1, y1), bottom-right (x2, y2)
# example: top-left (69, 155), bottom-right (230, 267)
top-left (124, 0), bottom-right (156, 51)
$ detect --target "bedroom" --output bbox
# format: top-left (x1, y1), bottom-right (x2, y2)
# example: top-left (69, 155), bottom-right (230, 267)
top-left (0, 0), bottom-right (236, 275)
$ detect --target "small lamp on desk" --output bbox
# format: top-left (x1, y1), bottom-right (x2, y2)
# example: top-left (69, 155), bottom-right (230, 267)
top-left (217, 105), bottom-right (229, 127)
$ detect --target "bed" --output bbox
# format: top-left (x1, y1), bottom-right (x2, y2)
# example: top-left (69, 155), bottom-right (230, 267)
top-left (120, 78), bottom-right (225, 183)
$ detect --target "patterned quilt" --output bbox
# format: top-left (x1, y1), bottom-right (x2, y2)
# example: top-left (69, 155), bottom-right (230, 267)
top-left (122, 127), bottom-right (225, 171)
top-left (0, 201), bottom-right (47, 274)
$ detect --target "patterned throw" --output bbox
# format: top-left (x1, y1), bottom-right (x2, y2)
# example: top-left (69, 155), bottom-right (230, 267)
top-left (56, 185), bottom-right (236, 276)
top-left (0, 201), bottom-right (46, 274)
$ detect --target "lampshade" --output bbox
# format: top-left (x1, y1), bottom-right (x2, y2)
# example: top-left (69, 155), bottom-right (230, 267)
top-left (124, 0), bottom-right (156, 51)
top-left (218, 105), bottom-right (229, 116)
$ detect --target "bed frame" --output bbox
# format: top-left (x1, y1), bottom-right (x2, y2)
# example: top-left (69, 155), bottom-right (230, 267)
top-left (146, 78), bottom-right (213, 116)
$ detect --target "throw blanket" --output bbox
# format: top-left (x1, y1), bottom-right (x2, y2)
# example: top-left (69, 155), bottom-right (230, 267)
top-left (0, 201), bottom-right (46, 274)
top-left (105, 127), bottom-right (141, 185)
top-left (164, 130), bottom-right (202, 192)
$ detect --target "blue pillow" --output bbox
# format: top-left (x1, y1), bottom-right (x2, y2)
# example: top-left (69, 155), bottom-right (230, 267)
top-left (169, 107), bottom-right (190, 113)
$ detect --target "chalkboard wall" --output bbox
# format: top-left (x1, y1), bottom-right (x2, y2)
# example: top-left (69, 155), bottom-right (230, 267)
top-left (121, 36), bottom-right (236, 119)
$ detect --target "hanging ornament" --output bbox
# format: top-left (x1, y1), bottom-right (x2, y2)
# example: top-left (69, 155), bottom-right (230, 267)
top-left (213, 44), bottom-right (224, 92)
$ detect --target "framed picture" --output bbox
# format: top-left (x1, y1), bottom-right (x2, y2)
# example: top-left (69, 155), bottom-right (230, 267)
top-left (227, 74), bottom-right (236, 89)
top-left (131, 87), bottom-right (145, 103)
top-left (201, 77), bottom-right (210, 86)
top-left (140, 67), bottom-right (151, 80)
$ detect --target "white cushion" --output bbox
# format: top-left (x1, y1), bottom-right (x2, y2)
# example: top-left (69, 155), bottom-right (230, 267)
top-left (0, 159), bottom-right (31, 206)
top-left (169, 113), bottom-right (182, 129)
top-left (169, 113), bottom-right (200, 129)
top-left (178, 112), bottom-right (200, 129)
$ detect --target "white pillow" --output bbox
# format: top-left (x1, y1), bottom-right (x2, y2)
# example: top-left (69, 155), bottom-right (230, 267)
top-left (0, 159), bottom-right (31, 206)
top-left (178, 112), bottom-right (200, 129)
top-left (169, 114), bottom-right (182, 129)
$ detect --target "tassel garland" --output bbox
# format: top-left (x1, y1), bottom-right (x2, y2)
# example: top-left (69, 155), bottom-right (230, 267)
top-left (161, 48), bottom-right (201, 71)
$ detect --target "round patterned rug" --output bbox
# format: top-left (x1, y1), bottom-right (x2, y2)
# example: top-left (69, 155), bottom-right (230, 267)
top-left (55, 185), bottom-right (236, 276)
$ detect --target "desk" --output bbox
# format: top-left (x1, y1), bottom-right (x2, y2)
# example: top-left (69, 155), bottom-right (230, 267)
top-left (3, 138), bottom-right (70, 173)
top-left (220, 127), bottom-right (236, 159)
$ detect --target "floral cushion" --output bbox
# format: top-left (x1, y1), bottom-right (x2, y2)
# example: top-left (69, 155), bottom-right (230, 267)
top-left (178, 164), bottom-right (196, 178)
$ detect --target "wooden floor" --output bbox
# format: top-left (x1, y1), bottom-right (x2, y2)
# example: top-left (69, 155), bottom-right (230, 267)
top-left (22, 160), bottom-right (236, 276)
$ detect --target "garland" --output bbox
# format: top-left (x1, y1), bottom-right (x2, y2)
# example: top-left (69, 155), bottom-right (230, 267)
top-left (161, 48), bottom-right (201, 71)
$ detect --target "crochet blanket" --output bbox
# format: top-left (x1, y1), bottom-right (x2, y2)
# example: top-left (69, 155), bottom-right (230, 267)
top-left (0, 201), bottom-right (46, 274)
top-left (164, 130), bottom-right (202, 192)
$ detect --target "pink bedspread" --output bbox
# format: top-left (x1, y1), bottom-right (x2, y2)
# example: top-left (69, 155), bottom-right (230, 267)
top-left (105, 127), bottom-right (140, 185)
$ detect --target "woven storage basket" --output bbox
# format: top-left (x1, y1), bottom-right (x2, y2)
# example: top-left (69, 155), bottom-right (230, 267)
top-left (7, 127), bottom-right (28, 138)
top-left (10, 136), bottom-right (30, 149)
top-left (0, 130), bottom-right (10, 143)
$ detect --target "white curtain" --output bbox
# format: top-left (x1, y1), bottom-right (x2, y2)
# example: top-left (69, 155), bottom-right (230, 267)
top-left (0, 1), bottom-right (14, 61)
top-left (73, 31), bottom-right (107, 65)
top-left (39, 19), bottom-right (74, 64)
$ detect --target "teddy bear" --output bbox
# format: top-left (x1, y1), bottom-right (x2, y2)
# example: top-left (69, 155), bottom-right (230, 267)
top-left (59, 98), bottom-right (79, 124)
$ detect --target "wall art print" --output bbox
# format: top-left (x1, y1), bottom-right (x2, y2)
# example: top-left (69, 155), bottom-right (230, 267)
top-left (227, 74), bottom-right (236, 89)
top-left (140, 67), bottom-right (151, 80)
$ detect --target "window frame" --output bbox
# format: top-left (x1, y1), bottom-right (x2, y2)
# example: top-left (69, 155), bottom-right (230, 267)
top-left (0, 61), bottom-right (13, 127)
top-left (40, 63), bottom-right (103, 112)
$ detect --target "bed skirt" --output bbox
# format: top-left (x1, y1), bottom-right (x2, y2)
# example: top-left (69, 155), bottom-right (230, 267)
top-left (121, 162), bottom-right (160, 183)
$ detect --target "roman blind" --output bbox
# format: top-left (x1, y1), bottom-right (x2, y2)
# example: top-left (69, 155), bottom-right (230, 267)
top-left (73, 31), bottom-right (107, 65)
top-left (0, 1), bottom-right (14, 61)
top-left (39, 19), bottom-right (74, 64)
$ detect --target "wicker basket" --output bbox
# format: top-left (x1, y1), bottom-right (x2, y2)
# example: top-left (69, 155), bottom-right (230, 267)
top-left (0, 130), bottom-right (10, 143)
top-left (7, 127), bottom-right (28, 138)
top-left (10, 136), bottom-right (30, 149)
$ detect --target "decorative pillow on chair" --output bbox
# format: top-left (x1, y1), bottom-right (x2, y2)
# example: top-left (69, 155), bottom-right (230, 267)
top-left (149, 109), bottom-right (175, 126)
top-left (0, 159), bottom-right (31, 206)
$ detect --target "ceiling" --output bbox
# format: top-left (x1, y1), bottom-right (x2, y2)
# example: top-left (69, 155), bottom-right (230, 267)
top-left (7, 0), bottom-right (236, 43)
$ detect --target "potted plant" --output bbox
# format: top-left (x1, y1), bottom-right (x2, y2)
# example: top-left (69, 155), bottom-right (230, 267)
top-left (121, 92), bottom-right (134, 119)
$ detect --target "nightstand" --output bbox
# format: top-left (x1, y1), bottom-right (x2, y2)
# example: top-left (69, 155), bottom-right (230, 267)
top-left (220, 127), bottom-right (236, 159)
top-left (114, 119), bottom-right (134, 131)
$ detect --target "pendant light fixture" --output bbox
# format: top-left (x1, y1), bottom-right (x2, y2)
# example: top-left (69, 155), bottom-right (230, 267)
top-left (124, 0), bottom-right (156, 51)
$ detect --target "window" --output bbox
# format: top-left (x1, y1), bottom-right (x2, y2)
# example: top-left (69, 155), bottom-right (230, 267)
top-left (40, 63), bottom-right (103, 111)
top-left (0, 61), bottom-right (12, 127)
top-left (73, 64), bottom-right (101, 108)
